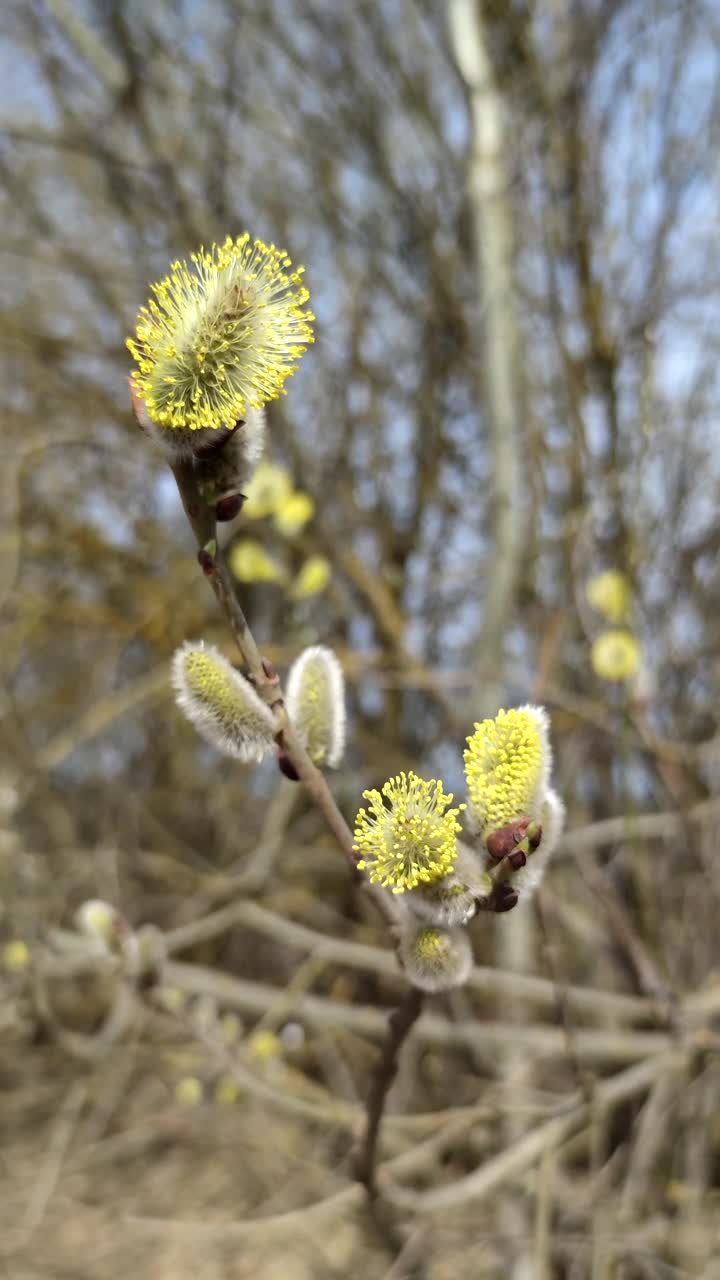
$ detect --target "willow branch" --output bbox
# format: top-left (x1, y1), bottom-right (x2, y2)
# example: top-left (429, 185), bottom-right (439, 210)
top-left (355, 986), bottom-right (425, 1196)
top-left (164, 961), bottom-right (672, 1063)
top-left (169, 456), bottom-right (400, 928)
top-left (385, 1051), bottom-right (678, 1212)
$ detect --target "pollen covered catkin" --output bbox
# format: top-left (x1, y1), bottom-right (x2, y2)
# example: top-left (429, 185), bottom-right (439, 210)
top-left (354, 772), bottom-right (464, 893)
top-left (463, 705), bottom-right (551, 839)
top-left (128, 234), bottom-right (314, 432)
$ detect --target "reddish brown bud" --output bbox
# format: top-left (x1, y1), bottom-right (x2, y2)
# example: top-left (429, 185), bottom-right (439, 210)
top-left (485, 817), bottom-right (531, 861)
top-left (507, 848), bottom-right (527, 871)
top-left (197, 547), bottom-right (216, 577)
top-left (277, 750), bottom-right (300, 782)
top-left (493, 885), bottom-right (519, 913)
top-left (215, 493), bottom-right (245, 522)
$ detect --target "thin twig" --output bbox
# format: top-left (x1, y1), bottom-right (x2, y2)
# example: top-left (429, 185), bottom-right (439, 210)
top-left (554, 798), bottom-right (720, 858)
top-left (127, 1109), bottom-right (473, 1240)
top-left (620, 1055), bottom-right (685, 1220)
top-left (385, 1052), bottom-right (676, 1212)
top-left (163, 898), bottom-right (654, 1022)
top-left (2, 1080), bottom-right (86, 1257)
top-left (34, 964), bottom-right (140, 1062)
top-left (535, 888), bottom-right (595, 1102)
top-left (356, 986), bottom-right (425, 1196)
top-left (575, 860), bottom-right (676, 1017)
top-left (169, 455), bottom-right (400, 928)
top-left (170, 458), bottom-right (268, 686)
top-left (163, 958), bottom-right (674, 1062)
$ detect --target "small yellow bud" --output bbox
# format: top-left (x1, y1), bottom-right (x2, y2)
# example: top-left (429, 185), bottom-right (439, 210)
top-left (591, 629), bottom-right (641, 682)
top-left (214, 1075), bottom-right (240, 1106)
top-left (75, 900), bottom-right (120, 949)
top-left (274, 491), bottom-right (315, 537)
top-left (399, 923), bottom-right (473, 993)
top-left (229, 539), bottom-right (288, 584)
top-left (242, 461), bottom-right (293, 519)
top-left (3, 940), bottom-right (30, 972)
top-left (286, 645), bottom-right (345, 767)
top-left (586, 570), bottom-right (632, 623)
top-left (290, 555), bottom-right (331, 599)
top-left (248, 1029), bottom-right (283, 1062)
top-left (158, 986), bottom-right (186, 1013)
top-left (175, 1076), bottom-right (203, 1107)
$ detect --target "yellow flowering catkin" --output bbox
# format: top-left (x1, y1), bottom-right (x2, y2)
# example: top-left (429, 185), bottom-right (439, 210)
top-left (172, 641), bottom-right (276, 763)
top-left (354, 772), bottom-right (464, 893)
top-left (463, 706), bottom-right (550, 837)
top-left (128, 234), bottom-right (314, 431)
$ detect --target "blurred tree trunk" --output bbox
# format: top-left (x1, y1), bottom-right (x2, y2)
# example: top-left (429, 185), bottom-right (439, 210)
top-left (449, 0), bottom-right (523, 720)
top-left (449, 5), bottom-right (532, 1278)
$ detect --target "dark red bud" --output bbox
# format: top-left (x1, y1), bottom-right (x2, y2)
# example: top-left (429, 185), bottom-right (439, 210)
top-left (486, 817), bottom-right (531, 861)
top-left (277, 750), bottom-right (300, 782)
top-left (215, 493), bottom-right (245, 522)
top-left (493, 885), bottom-right (519, 913)
top-left (507, 848), bottom-right (527, 871)
top-left (197, 547), bottom-right (216, 577)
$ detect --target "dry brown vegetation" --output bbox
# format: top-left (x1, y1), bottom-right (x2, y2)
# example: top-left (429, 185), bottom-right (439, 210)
top-left (2, 2), bottom-right (720, 1276)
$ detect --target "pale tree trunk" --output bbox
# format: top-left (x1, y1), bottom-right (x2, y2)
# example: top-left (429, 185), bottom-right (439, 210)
top-left (448, 0), bottom-right (523, 719)
top-left (449, 4), bottom-right (534, 1276)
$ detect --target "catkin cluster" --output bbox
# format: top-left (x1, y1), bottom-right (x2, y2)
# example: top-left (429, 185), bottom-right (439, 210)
top-left (354, 706), bottom-right (564, 992)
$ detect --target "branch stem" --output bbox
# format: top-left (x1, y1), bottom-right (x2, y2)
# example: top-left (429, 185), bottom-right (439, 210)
top-left (169, 455), bottom-right (400, 928)
top-left (356, 986), bottom-right (425, 1196)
